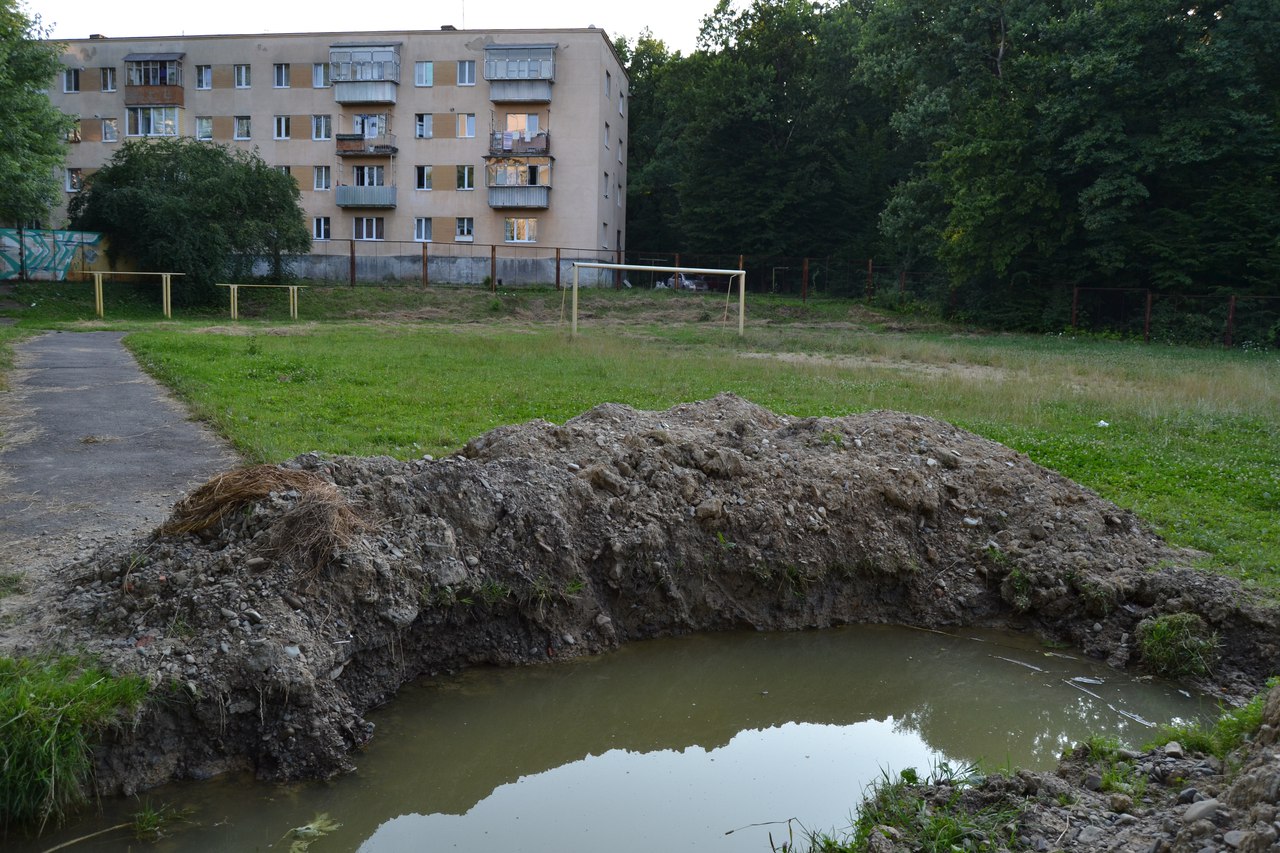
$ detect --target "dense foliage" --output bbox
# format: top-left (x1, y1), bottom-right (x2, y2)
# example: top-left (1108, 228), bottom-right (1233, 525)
top-left (69, 138), bottom-right (310, 302)
top-left (621, 0), bottom-right (1280, 334)
top-left (0, 0), bottom-right (75, 226)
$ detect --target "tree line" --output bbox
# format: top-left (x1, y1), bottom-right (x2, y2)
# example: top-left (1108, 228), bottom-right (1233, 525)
top-left (619, 0), bottom-right (1280, 332)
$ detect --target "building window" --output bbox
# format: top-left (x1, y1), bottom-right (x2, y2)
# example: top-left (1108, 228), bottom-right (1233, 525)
top-left (602, 221), bottom-right (609, 248)
top-left (457, 59), bottom-right (476, 85)
top-left (276, 166), bottom-right (292, 177)
top-left (126, 60), bottom-right (180, 86)
top-left (63, 68), bottom-right (80, 93)
top-left (195, 116), bottom-right (213, 140)
top-left (620, 91), bottom-right (625, 116)
top-left (414, 113), bottom-right (432, 139)
top-left (617, 181), bottom-right (622, 207)
top-left (604, 122), bottom-right (610, 149)
top-left (353, 165), bottom-right (384, 187)
top-left (604, 172), bottom-right (609, 198)
top-left (66, 122), bottom-right (81, 143)
top-left (313, 216), bottom-right (331, 240)
top-left (234, 64), bottom-right (251, 88)
top-left (102, 117), bottom-right (119, 143)
top-left (313, 165), bottom-right (331, 191)
top-left (353, 113), bottom-right (385, 137)
top-left (455, 217), bottom-right (474, 241)
top-left (487, 161), bottom-right (544, 187)
top-left (127, 106), bottom-right (179, 137)
top-left (414, 61), bottom-right (433, 86)
top-left (415, 165), bottom-right (432, 190)
top-left (234, 116), bottom-right (251, 140)
top-left (273, 115), bottom-right (291, 140)
top-left (65, 168), bottom-right (83, 193)
top-left (100, 67), bottom-right (116, 92)
top-left (504, 218), bottom-right (537, 243)
top-left (456, 164), bottom-right (474, 190)
top-left (414, 217), bottom-right (432, 242)
top-left (457, 113), bottom-right (475, 138)
top-left (273, 63), bottom-right (290, 88)
top-left (605, 70), bottom-right (611, 98)
top-left (312, 114), bottom-right (331, 140)
top-left (618, 138), bottom-right (623, 164)
top-left (312, 62), bottom-right (330, 88)
top-left (354, 217), bottom-right (385, 241)
top-left (195, 65), bottom-right (211, 89)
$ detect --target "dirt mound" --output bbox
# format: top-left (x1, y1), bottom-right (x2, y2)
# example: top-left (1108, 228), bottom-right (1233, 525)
top-left (29, 394), bottom-right (1279, 796)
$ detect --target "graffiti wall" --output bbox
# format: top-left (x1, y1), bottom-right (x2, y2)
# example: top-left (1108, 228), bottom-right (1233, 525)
top-left (0, 228), bottom-right (104, 281)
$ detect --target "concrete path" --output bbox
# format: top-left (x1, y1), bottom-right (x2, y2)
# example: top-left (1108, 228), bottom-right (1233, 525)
top-left (0, 331), bottom-right (240, 577)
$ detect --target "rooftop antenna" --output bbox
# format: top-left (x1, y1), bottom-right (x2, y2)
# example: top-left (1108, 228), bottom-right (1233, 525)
top-left (461, 0), bottom-right (465, 29)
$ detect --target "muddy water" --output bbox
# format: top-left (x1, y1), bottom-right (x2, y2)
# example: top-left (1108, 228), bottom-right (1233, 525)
top-left (19, 626), bottom-right (1210, 852)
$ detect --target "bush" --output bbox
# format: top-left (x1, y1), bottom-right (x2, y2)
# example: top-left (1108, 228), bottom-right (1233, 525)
top-left (1136, 612), bottom-right (1219, 678)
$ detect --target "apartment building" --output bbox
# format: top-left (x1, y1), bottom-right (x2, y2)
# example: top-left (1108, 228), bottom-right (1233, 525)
top-left (48, 27), bottom-right (628, 259)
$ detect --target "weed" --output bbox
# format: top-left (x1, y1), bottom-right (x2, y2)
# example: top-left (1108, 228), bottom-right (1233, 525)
top-left (131, 800), bottom-right (190, 841)
top-left (0, 572), bottom-right (24, 600)
top-left (1004, 567), bottom-right (1032, 612)
top-left (477, 580), bottom-right (512, 607)
top-left (716, 531), bottom-right (737, 551)
top-left (819, 430), bottom-right (844, 449)
top-left (1136, 613), bottom-right (1219, 678)
top-left (563, 577), bottom-right (586, 598)
top-left (0, 656), bottom-right (149, 831)
top-left (1145, 675), bottom-right (1280, 759)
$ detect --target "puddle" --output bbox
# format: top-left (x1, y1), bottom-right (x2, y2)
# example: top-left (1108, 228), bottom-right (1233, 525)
top-left (14, 625), bottom-right (1211, 852)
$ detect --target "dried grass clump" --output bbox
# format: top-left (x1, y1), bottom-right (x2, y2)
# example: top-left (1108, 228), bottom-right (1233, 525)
top-left (161, 465), bottom-right (330, 535)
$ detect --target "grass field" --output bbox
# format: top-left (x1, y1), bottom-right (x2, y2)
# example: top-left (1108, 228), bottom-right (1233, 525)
top-left (2, 280), bottom-right (1277, 587)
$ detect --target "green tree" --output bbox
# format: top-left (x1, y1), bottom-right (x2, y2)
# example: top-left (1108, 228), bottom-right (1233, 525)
top-left (0, 0), bottom-right (75, 226)
top-left (68, 138), bottom-right (310, 301)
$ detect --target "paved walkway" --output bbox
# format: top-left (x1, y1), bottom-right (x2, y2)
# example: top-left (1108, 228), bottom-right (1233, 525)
top-left (0, 331), bottom-right (240, 575)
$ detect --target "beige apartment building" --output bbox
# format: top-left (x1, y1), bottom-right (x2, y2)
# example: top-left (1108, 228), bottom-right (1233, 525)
top-left (48, 26), bottom-right (628, 273)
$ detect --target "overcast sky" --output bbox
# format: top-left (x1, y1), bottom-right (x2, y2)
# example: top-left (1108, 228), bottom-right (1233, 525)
top-left (24, 0), bottom-right (716, 55)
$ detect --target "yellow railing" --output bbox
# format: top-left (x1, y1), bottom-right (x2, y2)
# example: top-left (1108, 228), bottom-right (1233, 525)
top-left (90, 271), bottom-right (185, 318)
top-left (215, 284), bottom-right (306, 320)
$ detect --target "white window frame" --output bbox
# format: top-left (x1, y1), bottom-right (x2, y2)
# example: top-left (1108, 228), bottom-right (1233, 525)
top-left (455, 217), bottom-right (474, 242)
top-left (195, 116), bottom-right (213, 140)
top-left (65, 168), bottom-right (83, 192)
top-left (63, 68), bottom-right (80, 93)
top-left (457, 164), bottom-right (475, 190)
top-left (234, 64), bottom-right (251, 88)
top-left (457, 113), bottom-right (475, 138)
top-left (313, 165), bottom-right (331, 191)
top-left (354, 216), bottom-right (385, 241)
top-left (126, 106), bottom-right (179, 137)
top-left (312, 62), bottom-right (330, 88)
top-left (414, 113), bottom-right (433, 139)
top-left (312, 114), bottom-right (331, 140)
top-left (234, 115), bottom-right (251, 140)
top-left (273, 115), bottom-right (291, 140)
top-left (313, 216), bottom-right (331, 240)
top-left (414, 217), bottom-right (432, 242)
top-left (100, 67), bottom-right (116, 92)
top-left (415, 165), bottom-right (433, 190)
top-left (102, 117), bottom-right (119, 142)
top-left (414, 61), bottom-right (433, 87)
top-left (504, 217), bottom-right (537, 243)
top-left (353, 165), bottom-right (384, 187)
top-left (195, 65), bottom-right (211, 89)
top-left (457, 59), bottom-right (476, 86)
top-left (273, 63), bottom-right (290, 88)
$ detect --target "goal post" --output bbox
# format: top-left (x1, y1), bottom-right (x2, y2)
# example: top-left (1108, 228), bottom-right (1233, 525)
top-left (569, 262), bottom-right (748, 337)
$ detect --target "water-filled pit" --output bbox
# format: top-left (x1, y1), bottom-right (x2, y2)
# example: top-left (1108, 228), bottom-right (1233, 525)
top-left (16, 625), bottom-right (1210, 852)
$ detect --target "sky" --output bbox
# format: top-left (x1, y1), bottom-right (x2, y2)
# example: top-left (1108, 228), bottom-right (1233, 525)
top-left (24, 0), bottom-right (716, 55)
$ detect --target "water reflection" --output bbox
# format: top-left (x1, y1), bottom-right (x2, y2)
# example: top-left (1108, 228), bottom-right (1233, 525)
top-left (12, 626), bottom-right (1211, 853)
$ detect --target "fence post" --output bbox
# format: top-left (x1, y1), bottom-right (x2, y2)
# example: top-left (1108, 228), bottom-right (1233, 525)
top-left (1225, 294), bottom-right (1237, 348)
top-left (866, 259), bottom-right (873, 300)
top-left (490, 244), bottom-right (497, 292)
top-left (802, 257), bottom-right (809, 302)
top-left (1071, 286), bottom-right (1079, 330)
top-left (422, 242), bottom-right (429, 288)
top-left (348, 240), bottom-right (356, 287)
top-left (1144, 290), bottom-right (1153, 344)
top-left (555, 248), bottom-right (562, 290)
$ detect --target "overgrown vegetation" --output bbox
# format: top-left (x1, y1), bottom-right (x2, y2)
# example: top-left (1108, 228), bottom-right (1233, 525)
top-left (1146, 676), bottom-right (1280, 760)
top-left (1136, 613), bottom-right (1220, 678)
top-left (0, 656), bottom-right (149, 831)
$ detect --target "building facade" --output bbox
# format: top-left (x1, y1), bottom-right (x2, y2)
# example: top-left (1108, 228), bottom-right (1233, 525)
top-left (47, 27), bottom-right (628, 263)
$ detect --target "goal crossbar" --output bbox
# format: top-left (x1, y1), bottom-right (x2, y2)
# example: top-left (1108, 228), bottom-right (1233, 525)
top-left (570, 262), bottom-right (747, 337)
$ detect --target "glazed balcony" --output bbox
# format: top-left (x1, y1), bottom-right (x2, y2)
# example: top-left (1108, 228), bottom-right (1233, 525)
top-left (488, 185), bottom-right (550, 209)
top-left (124, 84), bottom-right (184, 107)
top-left (488, 131), bottom-right (549, 156)
top-left (336, 132), bottom-right (398, 157)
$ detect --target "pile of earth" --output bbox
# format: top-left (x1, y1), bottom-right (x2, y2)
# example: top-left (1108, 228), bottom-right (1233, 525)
top-left (25, 393), bottom-right (1279, 801)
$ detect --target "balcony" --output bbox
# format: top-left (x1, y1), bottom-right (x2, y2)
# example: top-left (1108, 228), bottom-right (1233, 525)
top-left (488, 131), bottom-right (549, 156)
top-left (330, 42), bottom-right (401, 104)
top-left (485, 45), bottom-right (554, 103)
top-left (488, 185), bottom-right (550, 209)
top-left (336, 185), bottom-right (397, 208)
top-left (336, 132), bottom-right (398, 157)
top-left (333, 80), bottom-right (398, 104)
top-left (489, 80), bottom-right (552, 103)
top-left (124, 85), bottom-right (184, 108)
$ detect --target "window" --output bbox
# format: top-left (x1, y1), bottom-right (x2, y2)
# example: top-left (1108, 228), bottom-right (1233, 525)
top-left (415, 165), bottom-right (433, 190)
top-left (455, 217), bottom-right (474, 241)
top-left (312, 62), bottom-right (330, 88)
top-left (414, 61), bottom-right (433, 86)
top-left (66, 122), bottom-right (81, 143)
top-left (353, 165), bottom-right (384, 187)
top-left (195, 65), bottom-right (212, 89)
top-left (414, 218), bottom-right (432, 242)
top-left (414, 113), bottom-right (433, 139)
top-left (273, 115), bottom-right (291, 139)
top-left (620, 92), bottom-right (625, 116)
top-left (126, 60), bottom-right (180, 86)
top-left (63, 68), bottom-right (80, 93)
top-left (234, 116), bottom-right (251, 140)
top-left (234, 64), bottom-right (251, 88)
top-left (604, 122), bottom-right (610, 149)
top-left (127, 106), bottom-right (179, 137)
top-left (487, 161), bottom-right (544, 187)
top-left (313, 166), bottom-right (331, 191)
top-left (100, 67), bottom-right (116, 92)
top-left (602, 221), bottom-right (609, 248)
top-left (353, 114), bottom-right (385, 138)
top-left (65, 168), bottom-right (83, 192)
top-left (618, 138), bottom-right (623, 164)
top-left (456, 164), bottom-right (475, 190)
top-left (102, 117), bottom-right (119, 142)
top-left (195, 116), bottom-right (213, 140)
top-left (504, 218), bottom-right (537, 243)
top-left (313, 216), bottom-right (331, 240)
top-left (617, 181), bottom-right (623, 207)
top-left (604, 172), bottom-right (609, 198)
top-left (457, 59), bottom-right (476, 85)
top-left (505, 113), bottom-right (539, 139)
top-left (354, 217), bottom-right (385, 241)
top-left (312, 114), bottom-right (332, 140)
top-left (276, 166), bottom-right (292, 177)
top-left (273, 63), bottom-right (290, 88)
top-left (457, 113), bottom-right (475, 138)
top-left (605, 70), bottom-right (611, 98)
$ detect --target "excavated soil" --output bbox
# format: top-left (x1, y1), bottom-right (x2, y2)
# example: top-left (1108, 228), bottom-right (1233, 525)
top-left (15, 394), bottom-right (1280, 820)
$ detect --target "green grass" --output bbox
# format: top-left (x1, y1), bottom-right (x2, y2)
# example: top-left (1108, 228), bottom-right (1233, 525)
top-left (1136, 613), bottom-right (1220, 679)
top-left (1146, 676), bottom-right (1280, 759)
top-left (0, 656), bottom-right (149, 831)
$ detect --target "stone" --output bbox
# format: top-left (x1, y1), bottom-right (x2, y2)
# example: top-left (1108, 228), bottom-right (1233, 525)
top-left (1110, 793), bottom-right (1134, 813)
top-left (1183, 798), bottom-right (1219, 823)
top-left (1084, 772), bottom-right (1103, 791)
top-left (1178, 788), bottom-right (1200, 805)
top-left (1165, 741), bottom-right (1185, 759)
top-left (1223, 830), bottom-right (1247, 849)
top-left (1077, 825), bottom-right (1106, 844)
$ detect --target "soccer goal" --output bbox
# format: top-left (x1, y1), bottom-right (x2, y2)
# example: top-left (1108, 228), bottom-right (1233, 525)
top-left (568, 262), bottom-right (748, 337)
